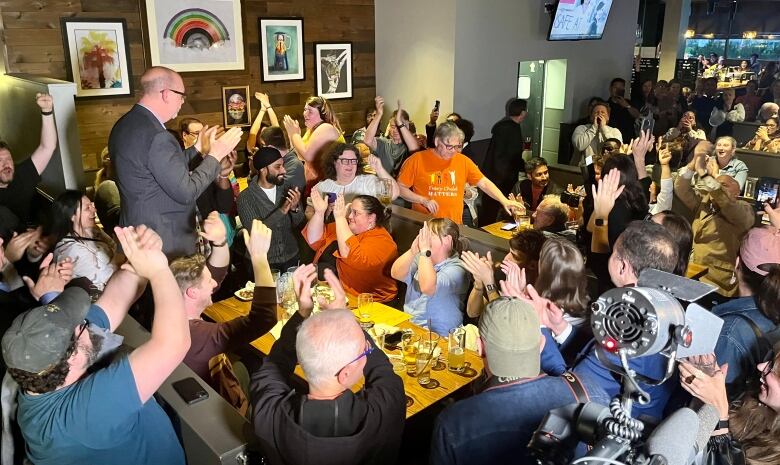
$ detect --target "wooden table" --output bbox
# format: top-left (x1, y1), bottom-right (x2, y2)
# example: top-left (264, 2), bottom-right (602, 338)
top-left (481, 221), bottom-right (520, 240)
top-left (203, 297), bottom-right (484, 419)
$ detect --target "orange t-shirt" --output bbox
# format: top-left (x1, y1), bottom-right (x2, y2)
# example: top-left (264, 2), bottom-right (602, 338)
top-left (397, 149), bottom-right (484, 223)
top-left (302, 223), bottom-right (399, 303)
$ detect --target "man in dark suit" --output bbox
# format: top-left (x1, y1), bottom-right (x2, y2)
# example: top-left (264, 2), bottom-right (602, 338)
top-left (479, 98), bottom-right (528, 224)
top-left (109, 66), bottom-right (242, 257)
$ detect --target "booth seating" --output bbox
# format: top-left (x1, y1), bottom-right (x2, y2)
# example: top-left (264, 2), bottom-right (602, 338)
top-left (115, 316), bottom-right (253, 465)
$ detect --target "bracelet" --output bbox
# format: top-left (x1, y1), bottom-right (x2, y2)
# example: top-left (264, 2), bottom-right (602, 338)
top-left (41, 110), bottom-right (53, 116)
top-left (210, 239), bottom-right (227, 248)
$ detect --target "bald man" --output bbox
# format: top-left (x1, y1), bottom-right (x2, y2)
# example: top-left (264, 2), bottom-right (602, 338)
top-left (675, 152), bottom-right (756, 296)
top-left (109, 66), bottom-right (242, 257)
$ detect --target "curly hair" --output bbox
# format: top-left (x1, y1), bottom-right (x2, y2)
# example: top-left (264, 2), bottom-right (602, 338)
top-left (7, 340), bottom-right (76, 394)
top-left (169, 254), bottom-right (207, 292)
top-left (320, 143), bottom-right (365, 180)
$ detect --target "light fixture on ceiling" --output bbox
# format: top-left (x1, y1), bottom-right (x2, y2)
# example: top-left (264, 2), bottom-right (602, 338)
top-left (743, 31), bottom-right (758, 40)
top-left (684, 29), bottom-right (696, 38)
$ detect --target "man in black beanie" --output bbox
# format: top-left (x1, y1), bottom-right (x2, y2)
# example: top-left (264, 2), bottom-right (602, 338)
top-left (236, 147), bottom-right (304, 273)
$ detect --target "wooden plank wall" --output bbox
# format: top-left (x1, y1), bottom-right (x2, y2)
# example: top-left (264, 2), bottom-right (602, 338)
top-left (0, 0), bottom-right (376, 171)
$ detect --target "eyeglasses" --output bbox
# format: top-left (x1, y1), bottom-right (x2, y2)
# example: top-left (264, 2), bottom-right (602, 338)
top-left (441, 143), bottom-right (463, 151)
top-left (336, 158), bottom-right (359, 165)
top-left (161, 88), bottom-right (186, 101)
top-left (334, 340), bottom-right (373, 377)
top-left (761, 352), bottom-right (776, 378)
top-left (75, 319), bottom-right (89, 341)
top-left (348, 208), bottom-right (367, 217)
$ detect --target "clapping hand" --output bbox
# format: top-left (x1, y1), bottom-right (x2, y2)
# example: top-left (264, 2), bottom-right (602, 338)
top-left (255, 91), bottom-right (271, 109)
top-left (22, 253), bottom-right (72, 300)
top-left (395, 100), bottom-right (407, 127)
top-left (199, 211), bottom-right (227, 245)
top-left (631, 129), bottom-right (655, 165)
top-left (292, 264), bottom-right (317, 317)
top-left (5, 229), bottom-right (38, 264)
top-left (196, 125), bottom-right (217, 155)
top-left (36, 93), bottom-right (53, 112)
top-left (281, 187), bottom-right (301, 214)
top-left (461, 250), bottom-right (495, 286)
top-left (242, 219), bottom-right (272, 260)
top-left (658, 143), bottom-right (672, 166)
top-left (220, 150), bottom-right (237, 177)
top-left (706, 157), bottom-right (720, 178)
top-left (592, 168), bottom-right (624, 220)
top-left (374, 96), bottom-right (385, 116)
top-left (209, 127), bottom-right (243, 161)
top-left (332, 193), bottom-right (347, 220)
top-left (678, 354), bottom-right (730, 419)
top-left (310, 187), bottom-right (329, 214)
top-left (114, 226), bottom-right (169, 279)
top-left (368, 154), bottom-right (383, 174)
top-left (318, 268), bottom-right (347, 310)
top-left (499, 260), bottom-right (527, 298)
top-left (283, 115), bottom-right (301, 137)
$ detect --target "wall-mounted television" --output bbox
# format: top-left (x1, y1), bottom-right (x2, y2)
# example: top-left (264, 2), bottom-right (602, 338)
top-left (548, 0), bottom-right (613, 41)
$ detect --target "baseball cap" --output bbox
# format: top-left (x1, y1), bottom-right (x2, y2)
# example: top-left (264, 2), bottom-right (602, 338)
top-left (479, 297), bottom-right (541, 378)
top-left (252, 146), bottom-right (282, 171)
top-left (2, 287), bottom-right (91, 373)
top-left (740, 226), bottom-right (780, 276)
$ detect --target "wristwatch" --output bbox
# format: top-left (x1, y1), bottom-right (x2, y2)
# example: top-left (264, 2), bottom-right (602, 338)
top-left (397, 122), bottom-right (407, 129)
top-left (595, 218), bottom-right (608, 227)
top-left (422, 249), bottom-right (432, 258)
top-left (714, 419), bottom-right (729, 431)
top-left (485, 283), bottom-right (497, 294)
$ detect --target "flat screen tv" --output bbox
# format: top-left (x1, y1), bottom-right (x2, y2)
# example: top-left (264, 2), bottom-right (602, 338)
top-left (548, 0), bottom-right (613, 41)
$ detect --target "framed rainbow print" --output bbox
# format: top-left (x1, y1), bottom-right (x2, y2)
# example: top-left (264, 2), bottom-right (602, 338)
top-left (259, 17), bottom-right (304, 82)
top-left (61, 18), bottom-right (133, 98)
top-left (144, 0), bottom-right (245, 72)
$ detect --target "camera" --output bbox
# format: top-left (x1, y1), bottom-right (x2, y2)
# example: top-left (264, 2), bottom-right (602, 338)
top-left (560, 191), bottom-right (582, 208)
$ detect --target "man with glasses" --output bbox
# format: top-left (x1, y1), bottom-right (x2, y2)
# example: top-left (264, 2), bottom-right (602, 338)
top-left (398, 122), bottom-right (524, 224)
top-left (2, 225), bottom-right (190, 464)
top-left (109, 66), bottom-right (243, 257)
top-left (250, 264), bottom-right (405, 465)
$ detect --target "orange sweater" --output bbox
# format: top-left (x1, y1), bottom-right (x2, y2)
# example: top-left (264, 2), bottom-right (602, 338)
top-left (303, 223), bottom-right (398, 303)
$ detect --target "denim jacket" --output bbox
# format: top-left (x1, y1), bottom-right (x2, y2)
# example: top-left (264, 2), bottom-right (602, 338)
top-left (712, 296), bottom-right (776, 397)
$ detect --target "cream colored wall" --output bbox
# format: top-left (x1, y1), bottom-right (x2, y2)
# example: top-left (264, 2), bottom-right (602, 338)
top-left (374, 0), bottom-right (456, 132)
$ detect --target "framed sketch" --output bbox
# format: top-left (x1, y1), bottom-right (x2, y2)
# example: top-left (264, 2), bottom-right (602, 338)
top-left (314, 42), bottom-right (352, 99)
top-left (259, 17), bottom-right (304, 82)
top-left (222, 86), bottom-right (251, 128)
top-left (145, 0), bottom-right (244, 72)
top-left (60, 18), bottom-right (133, 98)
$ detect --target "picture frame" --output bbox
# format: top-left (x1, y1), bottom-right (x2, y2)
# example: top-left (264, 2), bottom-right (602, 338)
top-left (60, 18), bottom-right (133, 98)
top-left (144, 0), bottom-right (245, 73)
top-left (314, 42), bottom-right (353, 100)
top-left (222, 86), bottom-right (251, 128)
top-left (259, 17), bottom-right (305, 82)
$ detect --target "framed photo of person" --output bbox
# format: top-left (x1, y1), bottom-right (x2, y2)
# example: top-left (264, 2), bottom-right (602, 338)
top-left (145, 0), bottom-right (245, 72)
top-left (259, 17), bottom-right (305, 82)
top-left (222, 86), bottom-right (251, 128)
top-left (60, 18), bottom-right (133, 98)
top-left (314, 42), bottom-right (352, 100)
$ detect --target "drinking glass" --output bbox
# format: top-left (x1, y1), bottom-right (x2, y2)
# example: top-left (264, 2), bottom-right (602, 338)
top-left (448, 327), bottom-right (466, 373)
top-left (357, 293), bottom-right (374, 328)
top-left (402, 333), bottom-right (420, 376)
top-left (416, 338), bottom-right (438, 386)
top-left (378, 178), bottom-right (393, 206)
top-left (370, 327), bottom-right (386, 351)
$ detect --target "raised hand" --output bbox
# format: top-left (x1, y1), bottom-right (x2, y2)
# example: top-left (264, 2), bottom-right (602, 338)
top-left (418, 221), bottom-right (433, 252)
top-left (195, 125), bottom-right (217, 155)
top-left (134, 224), bottom-right (163, 251)
top-left (694, 151), bottom-right (708, 176)
top-left (242, 218), bottom-right (272, 259)
top-left (526, 284), bottom-right (567, 335)
top-left (764, 202), bottom-right (780, 229)
top-left (367, 154), bottom-right (383, 174)
top-left (220, 150), bottom-right (237, 176)
top-left (374, 96), bottom-right (385, 116)
top-left (658, 145), bottom-right (672, 166)
top-left (592, 168), bottom-right (624, 219)
top-left (209, 127), bottom-right (243, 161)
top-left (5, 229), bottom-right (38, 263)
top-left (678, 356), bottom-right (730, 419)
top-left (310, 187), bottom-right (329, 214)
top-left (395, 100), bottom-right (406, 126)
top-left (283, 115), bottom-right (301, 137)
top-left (706, 156), bottom-right (720, 178)
top-left (332, 193), bottom-right (348, 220)
top-left (429, 108), bottom-right (440, 125)
top-left (22, 253), bottom-right (72, 300)
top-left (318, 268), bottom-right (348, 310)
top-left (36, 93), bottom-right (53, 112)
top-left (461, 250), bottom-right (495, 285)
top-left (199, 211), bottom-right (227, 245)
top-left (292, 264), bottom-right (317, 317)
top-left (114, 226), bottom-right (169, 279)
top-left (281, 187), bottom-right (301, 214)
top-left (255, 91), bottom-right (271, 109)
top-left (631, 129), bottom-right (655, 165)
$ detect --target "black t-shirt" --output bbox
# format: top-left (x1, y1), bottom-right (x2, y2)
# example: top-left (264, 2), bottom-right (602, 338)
top-left (0, 158), bottom-right (40, 227)
top-left (607, 99), bottom-right (636, 143)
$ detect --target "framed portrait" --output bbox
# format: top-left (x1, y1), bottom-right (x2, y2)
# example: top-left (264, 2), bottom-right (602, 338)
top-left (222, 86), bottom-right (251, 128)
top-left (60, 18), bottom-right (133, 98)
top-left (314, 42), bottom-right (352, 99)
top-left (259, 17), bottom-right (304, 82)
top-left (145, 0), bottom-right (245, 72)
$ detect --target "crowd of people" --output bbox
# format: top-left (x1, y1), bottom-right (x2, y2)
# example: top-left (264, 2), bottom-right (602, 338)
top-left (1, 63), bottom-right (779, 465)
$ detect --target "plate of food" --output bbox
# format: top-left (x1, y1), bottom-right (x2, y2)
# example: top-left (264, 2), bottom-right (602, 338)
top-left (234, 281), bottom-right (255, 301)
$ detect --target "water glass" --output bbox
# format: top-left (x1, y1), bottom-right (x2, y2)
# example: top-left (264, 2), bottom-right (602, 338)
top-left (448, 327), bottom-right (466, 373)
top-left (378, 178), bottom-right (393, 206)
top-left (402, 333), bottom-right (420, 376)
top-left (416, 339), bottom-right (437, 386)
top-left (357, 293), bottom-right (373, 328)
top-left (370, 327), bottom-right (386, 351)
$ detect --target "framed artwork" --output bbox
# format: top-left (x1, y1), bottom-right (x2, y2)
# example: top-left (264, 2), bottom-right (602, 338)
top-left (222, 86), bottom-right (251, 128)
top-left (145, 0), bottom-right (244, 72)
top-left (60, 18), bottom-right (133, 98)
top-left (314, 42), bottom-right (352, 99)
top-left (259, 17), bottom-right (304, 82)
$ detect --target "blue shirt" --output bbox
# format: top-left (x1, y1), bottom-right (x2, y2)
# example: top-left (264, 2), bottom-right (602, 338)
top-left (403, 254), bottom-right (469, 335)
top-left (17, 305), bottom-right (185, 465)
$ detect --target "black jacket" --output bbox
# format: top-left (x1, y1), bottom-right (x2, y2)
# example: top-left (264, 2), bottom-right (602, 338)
top-left (250, 312), bottom-right (405, 465)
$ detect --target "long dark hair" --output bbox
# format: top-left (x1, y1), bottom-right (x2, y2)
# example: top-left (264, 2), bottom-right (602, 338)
top-left (602, 154), bottom-right (649, 218)
top-left (353, 195), bottom-right (391, 229)
top-left (48, 190), bottom-right (87, 244)
top-left (655, 210), bottom-right (693, 276)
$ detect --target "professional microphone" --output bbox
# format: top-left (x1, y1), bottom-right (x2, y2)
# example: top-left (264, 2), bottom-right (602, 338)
top-left (646, 407), bottom-right (700, 465)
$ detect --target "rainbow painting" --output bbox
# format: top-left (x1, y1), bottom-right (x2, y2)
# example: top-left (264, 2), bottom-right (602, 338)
top-left (146, 0), bottom-right (244, 72)
top-left (163, 8), bottom-right (230, 49)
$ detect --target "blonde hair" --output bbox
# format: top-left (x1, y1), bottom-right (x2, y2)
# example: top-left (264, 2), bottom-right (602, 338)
top-left (427, 218), bottom-right (466, 256)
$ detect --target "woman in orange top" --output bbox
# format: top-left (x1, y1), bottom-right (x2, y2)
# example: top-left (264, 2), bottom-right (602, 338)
top-left (303, 190), bottom-right (398, 302)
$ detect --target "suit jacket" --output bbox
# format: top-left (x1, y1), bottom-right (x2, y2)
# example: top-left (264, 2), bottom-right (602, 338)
top-left (109, 104), bottom-right (219, 257)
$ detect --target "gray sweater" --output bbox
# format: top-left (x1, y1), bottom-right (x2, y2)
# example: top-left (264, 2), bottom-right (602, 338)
top-left (237, 178), bottom-right (304, 265)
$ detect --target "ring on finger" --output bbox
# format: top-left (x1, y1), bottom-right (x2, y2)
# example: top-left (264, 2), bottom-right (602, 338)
top-left (685, 375), bottom-right (695, 384)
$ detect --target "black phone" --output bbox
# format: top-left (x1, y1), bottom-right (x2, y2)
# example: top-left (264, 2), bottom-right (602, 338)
top-left (754, 177), bottom-right (780, 211)
top-left (172, 377), bottom-right (209, 405)
top-left (385, 331), bottom-right (403, 349)
top-left (434, 100), bottom-right (440, 112)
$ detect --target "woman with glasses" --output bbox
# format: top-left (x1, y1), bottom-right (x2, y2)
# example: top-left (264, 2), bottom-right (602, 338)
top-left (49, 190), bottom-right (119, 295)
top-left (283, 96), bottom-right (345, 188)
top-left (303, 192), bottom-right (398, 303)
top-left (745, 116), bottom-right (780, 154)
top-left (308, 143), bottom-right (398, 217)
